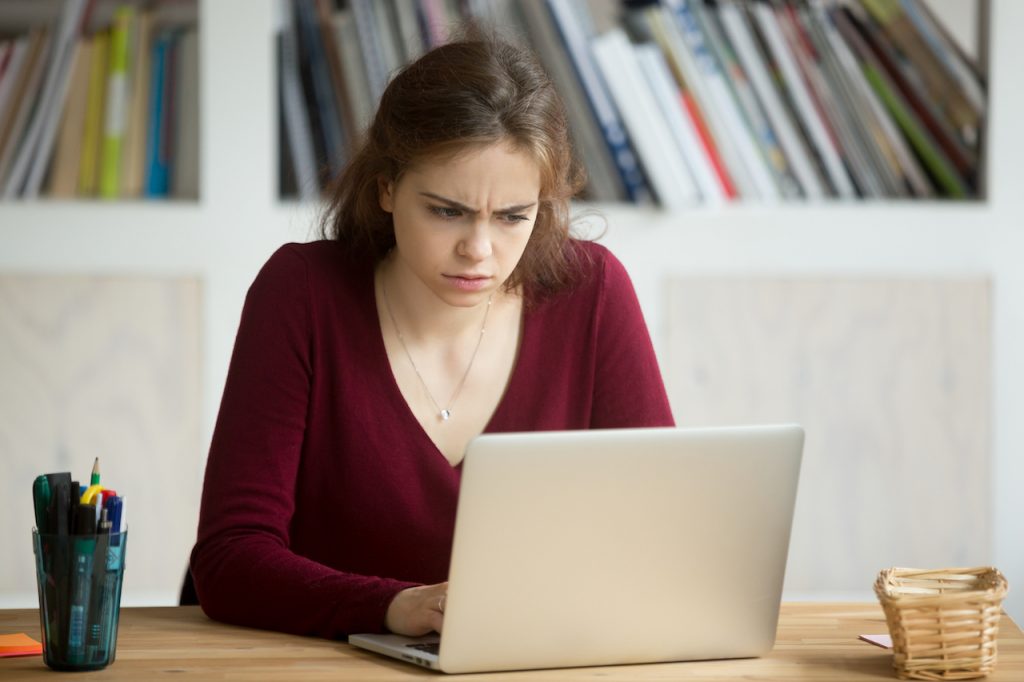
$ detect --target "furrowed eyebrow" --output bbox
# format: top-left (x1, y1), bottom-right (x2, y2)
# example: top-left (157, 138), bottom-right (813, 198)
top-left (419, 192), bottom-right (536, 214)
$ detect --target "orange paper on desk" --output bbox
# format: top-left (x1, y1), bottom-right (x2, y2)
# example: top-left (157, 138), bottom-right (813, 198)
top-left (0, 632), bottom-right (43, 657)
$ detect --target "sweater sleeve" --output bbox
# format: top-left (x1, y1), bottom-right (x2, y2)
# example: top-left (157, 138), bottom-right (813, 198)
top-left (589, 249), bottom-right (676, 428)
top-left (190, 245), bottom-right (419, 639)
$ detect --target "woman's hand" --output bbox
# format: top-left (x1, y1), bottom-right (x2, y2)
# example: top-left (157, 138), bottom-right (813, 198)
top-left (385, 582), bottom-right (447, 636)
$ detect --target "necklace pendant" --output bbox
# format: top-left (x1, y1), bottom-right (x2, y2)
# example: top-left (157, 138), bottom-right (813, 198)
top-left (440, 409), bottom-right (451, 421)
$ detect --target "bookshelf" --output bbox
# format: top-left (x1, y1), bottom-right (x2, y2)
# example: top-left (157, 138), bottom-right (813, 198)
top-left (1, 0), bottom-right (1022, 626)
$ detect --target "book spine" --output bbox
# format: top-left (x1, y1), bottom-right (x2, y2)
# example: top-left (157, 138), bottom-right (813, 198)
top-left (635, 42), bottom-right (724, 204)
top-left (279, 6), bottom-right (319, 200)
top-left (842, 4), bottom-right (975, 182)
top-left (144, 32), bottom-right (171, 197)
top-left (295, 0), bottom-right (346, 175)
top-left (823, 5), bottom-right (933, 197)
top-left (99, 6), bottom-right (134, 199)
top-left (718, 0), bottom-right (824, 199)
top-left (519, 0), bottom-right (626, 201)
top-left (79, 30), bottom-right (108, 196)
top-left (786, 4), bottom-right (881, 197)
top-left (49, 39), bottom-right (92, 197)
top-left (350, 0), bottom-right (389, 103)
top-left (668, 0), bottom-right (780, 201)
top-left (644, 6), bottom-right (743, 199)
top-left (751, 2), bottom-right (854, 198)
top-left (546, 0), bottom-right (652, 204)
top-left (5, 0), bottom-right (88, 198)
top-left (899, 0), bottom-right (985, 113)
top-left (121, 9), bottom-right (153, 198)
top-left (591, 31), bottom-right (700, 208)
top-left (809, 3), bottom-right (907, 197)
top-left (171, 27), bottom-right (199, 199)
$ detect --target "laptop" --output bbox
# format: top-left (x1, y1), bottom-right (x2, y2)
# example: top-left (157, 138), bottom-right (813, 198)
top-left (349, 424), bottom-right (804, 673)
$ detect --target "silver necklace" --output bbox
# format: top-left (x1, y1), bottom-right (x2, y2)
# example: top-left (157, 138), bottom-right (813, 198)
top-left (382, 282), bottom-right (492, 422)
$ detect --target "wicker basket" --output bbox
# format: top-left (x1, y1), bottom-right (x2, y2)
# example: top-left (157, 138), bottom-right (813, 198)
top-left (874, 566), bottom-right (1009, 680)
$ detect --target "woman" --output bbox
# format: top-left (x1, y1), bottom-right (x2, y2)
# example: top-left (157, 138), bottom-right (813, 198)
top-left (190, 33), bottom-right (673, 640)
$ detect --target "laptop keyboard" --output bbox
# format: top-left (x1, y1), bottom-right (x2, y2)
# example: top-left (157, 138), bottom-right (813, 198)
top-left (405, 642), bottom-right (440, 656)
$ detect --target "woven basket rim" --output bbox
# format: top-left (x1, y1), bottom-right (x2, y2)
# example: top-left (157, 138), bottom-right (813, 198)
top-left (874, 566), bottom-right (1008, 603)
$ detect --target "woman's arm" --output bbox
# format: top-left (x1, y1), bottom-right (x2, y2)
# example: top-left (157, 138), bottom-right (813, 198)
top-left (189, 246), bottom-right (419, 638)
top-left (589, 250), bottom-right (676, 428)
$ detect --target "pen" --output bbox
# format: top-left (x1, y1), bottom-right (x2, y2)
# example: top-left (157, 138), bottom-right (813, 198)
top-left (97, 496), bottom-right (123, 662)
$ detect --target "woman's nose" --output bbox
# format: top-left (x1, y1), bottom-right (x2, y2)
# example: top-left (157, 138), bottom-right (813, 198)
top-left (459, 221), bottom-right (493, 260)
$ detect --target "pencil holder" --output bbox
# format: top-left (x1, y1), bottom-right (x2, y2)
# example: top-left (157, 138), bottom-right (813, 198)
top-left (32, 529), bottom-right (128, 671)
top-left (874, 566), bottom-right (1008, 680)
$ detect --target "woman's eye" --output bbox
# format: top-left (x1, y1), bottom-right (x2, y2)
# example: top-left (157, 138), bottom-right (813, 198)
top-left (501, 214), bottom-right (529, 224)
top-left (429, 206), bottom-right (461, 219)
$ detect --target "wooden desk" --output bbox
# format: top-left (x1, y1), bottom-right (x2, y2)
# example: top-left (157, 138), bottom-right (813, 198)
top-left (1, 603), bottom-right (1022, 680)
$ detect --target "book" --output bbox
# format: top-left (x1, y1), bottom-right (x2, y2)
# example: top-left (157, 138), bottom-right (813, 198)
top-left (314, 0), bottom-right (358, 156)
top-left (666, 0), bottom-right (779, 201)
top-left (144, 30), bottom-right (175, 198)
top-left (695, 0), bottom-right (799, 199)
top-left (0, 38), bottom-right (32, 163)
top-left (372, 0), bottom-right (404, 80)
top-left (79, 29), bottom-right (109, 196)
top-left (634, 42), bottom-right (726, 205)
top-left (48, 39), bottom-right (93, 197)
top-left (350, 0), bottom-right (390, 104)
top-left (832, 3), bottom-right (967, 197)
top-left (391, 0), bottom-right (425, 63)
top-left (99, 6), bottom-right (135, 199)
top-left (640, 6), bottom-right (739, 199)
top-left (518, 0), bottom-right (626, 202)
top-left (6, 0), bottom-right (88, 198)
top-left (717, 0), bottom-right (825, 199)
top-left (295, 0), bottom-right (347, 177)
top-left (824, 4), bottom-right (933, 197)
top-left (331, 7), bottom-right (375, 137)
top-left (0, 41), bottom-right (13, 84)
top-left (780, 3), bottom-right (880, 197)
top-left (121, 8), bottom-right (155, 198)
top-left (842, 2), bottom-right (975, 186)
top-left (900, 0), bottom-right (985, 115)
top-left (749, 1), bottom-right (855, 198)
top-left (278, 4), bottom-right (319, 200)
top-left (859, 0), bottom-right (979, 150)
top-left (591, 29), bottom-right (700, 209)
top-left (809, 3), bottom-right (911, 197)
top-left (0, 30), bottom-right (51, 191)
top-left (419, 0), bottom-right (450, 49)
top-left (546, 0), bottom-right (652, 204)
top-left (172, 27), bottom-right (198, 199)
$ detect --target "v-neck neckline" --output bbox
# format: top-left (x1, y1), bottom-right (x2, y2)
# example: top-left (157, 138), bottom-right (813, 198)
top-left (367, 268), bottom-right (528, 469)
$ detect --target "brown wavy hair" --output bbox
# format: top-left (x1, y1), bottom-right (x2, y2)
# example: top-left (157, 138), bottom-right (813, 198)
top-left (319, 29), bottom-right (588, 302)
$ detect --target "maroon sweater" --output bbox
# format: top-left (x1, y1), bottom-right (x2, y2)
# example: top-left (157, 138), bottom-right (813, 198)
top-left (190, 239), bottom-right (674, 639)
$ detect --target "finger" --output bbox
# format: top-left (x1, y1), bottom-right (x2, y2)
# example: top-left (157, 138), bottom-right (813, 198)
top-left (429, 610), bottom-right (444, 634)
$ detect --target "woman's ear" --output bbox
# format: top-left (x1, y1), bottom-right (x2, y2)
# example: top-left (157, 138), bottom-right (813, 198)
top-left (378, 177), bottom-right (395, 213)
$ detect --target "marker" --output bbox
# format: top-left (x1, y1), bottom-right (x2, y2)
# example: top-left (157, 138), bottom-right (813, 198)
top-left (68, 507), bottom-right (96, 663)
top-left (33, 475), bottom-right (51, 532)
top-left (90, 457), bottom-right (100, 486)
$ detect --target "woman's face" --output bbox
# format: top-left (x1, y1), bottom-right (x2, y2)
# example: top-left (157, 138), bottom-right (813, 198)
top-left (379, 141), bottom-right (541, 308)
